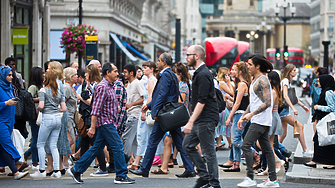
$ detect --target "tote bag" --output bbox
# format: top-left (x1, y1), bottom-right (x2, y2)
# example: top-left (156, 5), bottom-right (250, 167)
top-left (316, 112), bottom-right (335, 146)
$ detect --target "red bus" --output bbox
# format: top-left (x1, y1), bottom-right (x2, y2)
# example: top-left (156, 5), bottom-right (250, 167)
top-left (266, 47), bottom-right (304, 69)
top-left (205, 37), bottom-right (239, 72)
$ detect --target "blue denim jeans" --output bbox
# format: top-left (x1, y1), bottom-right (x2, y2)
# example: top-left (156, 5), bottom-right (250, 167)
top-left (37, 113), bottom-right (61, 170)
top-left (24, 120), bottom-right (39, 165)
top-left (231, 113), bottom-right (248, 162)
top-left (73, 124), bottom-right (128, 178)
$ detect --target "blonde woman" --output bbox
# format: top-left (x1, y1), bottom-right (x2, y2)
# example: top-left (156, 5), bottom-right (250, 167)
top-left (215, 67), bottom-right (234, 150)
top-left (44, 61), bottom-right (72, 176)
top-left (279, 64), bottom-right (312, 156)
top-left (63, 67), bottom-right (78, 168)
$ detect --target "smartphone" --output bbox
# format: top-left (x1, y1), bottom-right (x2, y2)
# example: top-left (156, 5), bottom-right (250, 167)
top-left (13, 97), bottom-right (19, 101)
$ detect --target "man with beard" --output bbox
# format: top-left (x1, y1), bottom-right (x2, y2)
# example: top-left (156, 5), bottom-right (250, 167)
top-left (182, 45), bottom-right (220, 188)
top-left (129, 52), bottom-right (195, 178)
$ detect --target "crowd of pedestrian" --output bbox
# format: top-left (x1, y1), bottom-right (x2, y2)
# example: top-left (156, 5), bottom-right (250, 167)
top-left (1, 45), bottom-right (335, 188)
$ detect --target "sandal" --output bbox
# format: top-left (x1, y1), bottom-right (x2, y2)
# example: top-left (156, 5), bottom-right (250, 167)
top-left (255, 166), bottom-right (266, 174)
top-left (127, 164), bottom-right (139, 170)
top-left (284, 158), bottom-right (291, 172)
top-left (151, 168), bottom-right (168, 174)
top-left (215, 144), bottom-right (226, 151)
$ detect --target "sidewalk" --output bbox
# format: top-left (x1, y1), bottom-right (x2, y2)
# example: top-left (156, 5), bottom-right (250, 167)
top-left (286, 97), bottom-right (335, 185)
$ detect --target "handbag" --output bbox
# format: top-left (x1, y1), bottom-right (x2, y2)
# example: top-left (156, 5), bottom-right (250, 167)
top-left (77, 118), bottom-right (89, 138)
top-left (11, 129), bottom-right (25, 163)
top-left (282, 87), bottom-right (298, 108)
top-left (316, 112), bottom-right (335, 146)
top-left (293, 115), bottom-right (300, 138)
top-left (36, 112), bottom-right (42, 126)
top-left (74, 107), bottom-right (81, 125)
top-left (145, 110), bottom-right (155, 126)
top-left (224, 95), bottom-right (233, 111)
top-left (157, 70), bottom-right (190, 132)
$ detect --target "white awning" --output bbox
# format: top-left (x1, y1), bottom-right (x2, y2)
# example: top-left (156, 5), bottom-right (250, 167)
top-left (110, 33), bottom-right (137, 61)
top-left (154, 43), bottom-right (170, 52)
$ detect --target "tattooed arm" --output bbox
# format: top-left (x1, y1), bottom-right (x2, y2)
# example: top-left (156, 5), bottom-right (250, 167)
top-left (240, 76), bottom-right (271, 125)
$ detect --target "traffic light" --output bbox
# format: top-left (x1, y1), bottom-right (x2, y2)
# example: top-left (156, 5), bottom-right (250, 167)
top-left (275, 47), bottom-right (281, 61)
top-left (283, 45), bottom-right (289, 61)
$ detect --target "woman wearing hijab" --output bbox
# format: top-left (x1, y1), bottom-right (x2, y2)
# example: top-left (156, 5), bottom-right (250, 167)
top-left (0, 66), bottom-right (29, 179)
top-left (304, 75), bottom-right (335, 169)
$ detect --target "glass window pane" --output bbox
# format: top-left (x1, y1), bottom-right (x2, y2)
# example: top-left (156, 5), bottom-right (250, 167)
top-left (16, 8), bottom-right (22, 24)
top-left (24, 9), bottom-right (29, 25)
top-left (16, 45), bottom-right (23, 54)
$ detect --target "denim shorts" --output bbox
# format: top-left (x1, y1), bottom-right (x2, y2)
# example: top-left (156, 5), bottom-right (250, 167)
top-left (279, 106), bottom-right (290, 118)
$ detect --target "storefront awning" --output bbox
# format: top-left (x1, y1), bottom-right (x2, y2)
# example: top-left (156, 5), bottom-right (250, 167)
top-left (154, 43), bottom-right (170, 52)
top-left (127, 44), bottom-right (149, 61)
top-left (110, 33), bottom-right (137, 61)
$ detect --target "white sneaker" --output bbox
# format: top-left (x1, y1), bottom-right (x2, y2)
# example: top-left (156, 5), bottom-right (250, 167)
top-left (31, 165), bottom-right (39, 170)
top-left (237, 177), bottom-right (257, 187)
top-left (68, 159), bottom-right (73, 166)
top-left (51, 171), bottom-right (61, 178)
top-left (14, 171), bottom-right (29, 180)
top-left (257, 179), bottom-right (279, 187)
top-left (302, 149), bottom-right (313, 157)
top-left (30, 171), bottom-right (46, 178)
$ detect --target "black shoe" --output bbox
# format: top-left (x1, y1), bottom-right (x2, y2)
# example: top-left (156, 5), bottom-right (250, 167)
top-left (218, 164), bottom-right (233, 168)
top-left (223, 167), bottom-right (240, 172)
top-left (93, 164), bottom-right (100, 170)
top-left (68, 167), bottom-right (84, 184)
top-left (173, 159), bottom-right (178, 165)
top-left (303, 162), bottom-right (316, 168)
top-left (175, 171), bottom-right (196, 178)
top-left (60, 169), bottom-right (66, 175)
top-left (129, 169), bottom-right (149, 177)
top-left (46, 171), bottom-right (53, 176)
top-left (193, 178), bottom-right (209, 188)
top-left (281, 149), bottom-right (292, 158)
top-left (18, 163), bottom-right (29, 172)
top-left (107, 166), bottom-right (116, 173)
top-left (114, 176), bottom-right (135, 184)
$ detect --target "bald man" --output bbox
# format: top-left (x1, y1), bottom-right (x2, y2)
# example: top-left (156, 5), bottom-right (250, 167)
top-left (71, 62), bottom-right (79, 70)
top-left (89, 60), bottom-right (102, 72)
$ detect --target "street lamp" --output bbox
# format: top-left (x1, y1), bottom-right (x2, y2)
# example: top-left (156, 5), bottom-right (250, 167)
top-left (246, 31), bottom-right (259, 54)
top-left (275, 0), bottom-right (296, 68)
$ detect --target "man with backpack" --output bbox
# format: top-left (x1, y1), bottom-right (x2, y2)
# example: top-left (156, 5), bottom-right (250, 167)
top-left (183, 45), bottom-right (221, 188)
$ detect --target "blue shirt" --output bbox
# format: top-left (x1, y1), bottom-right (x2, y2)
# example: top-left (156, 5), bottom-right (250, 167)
top-left (317, 90), bottom-right (335, 113)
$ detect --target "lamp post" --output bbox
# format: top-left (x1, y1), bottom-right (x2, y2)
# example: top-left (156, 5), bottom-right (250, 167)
top-left (246, 31), bottom-right (259, 54)
top-left (256, 22), bottom-right (271, 56)
top-left (275, 0), bottom-right (296, 68)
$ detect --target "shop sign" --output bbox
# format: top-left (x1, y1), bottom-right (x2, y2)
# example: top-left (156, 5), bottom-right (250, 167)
top-left (12, 28), bottom-right (29, 45)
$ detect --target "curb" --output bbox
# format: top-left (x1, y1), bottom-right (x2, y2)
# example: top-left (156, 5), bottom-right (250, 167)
top-left (286, 164), bottom-right (335, 185)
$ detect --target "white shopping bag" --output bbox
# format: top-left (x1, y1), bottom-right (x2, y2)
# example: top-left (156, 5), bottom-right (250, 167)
top-left (316, 112), bottom-right (335, 146)
top-left (11, 129), bottom-right (25, 163)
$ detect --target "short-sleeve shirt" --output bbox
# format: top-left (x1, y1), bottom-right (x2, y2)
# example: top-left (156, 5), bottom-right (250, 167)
top-left (28, 85), bottom-right (39, 98)
top-left (64, 83), bottom-right (77, 118)
top-left (179, 81), bottom-right (189, 114)
top-left (39, 87), bottom-right (65, 114)
top-left (280, 78), bottom-right (291, 91)
top-left (126, 79), bottom-right (144, 118)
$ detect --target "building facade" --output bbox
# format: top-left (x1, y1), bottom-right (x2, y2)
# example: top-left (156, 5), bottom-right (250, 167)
top-left (1, 0), bottom-right (47, 84)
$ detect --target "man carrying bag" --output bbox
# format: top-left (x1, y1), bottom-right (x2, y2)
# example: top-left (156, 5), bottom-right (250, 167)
top-left (129, 53), bottom-right (195, 178)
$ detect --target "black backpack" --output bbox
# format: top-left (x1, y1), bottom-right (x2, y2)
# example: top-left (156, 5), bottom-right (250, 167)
top-left (15, 89), bottom-right (37, 121)
top-left (214, 80), bottom-right (226, 113)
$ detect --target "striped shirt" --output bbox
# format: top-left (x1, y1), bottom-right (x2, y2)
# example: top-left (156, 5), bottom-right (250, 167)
top-left (113, 79), bottom-right (127, 134)
top-left (91, 78), bottom-right (118, 128)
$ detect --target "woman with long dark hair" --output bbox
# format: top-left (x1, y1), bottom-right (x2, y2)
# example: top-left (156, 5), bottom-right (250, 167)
top-left (23, 67), bottom-right (44, 169)
top-left (30, 71), bottom-right (67, 178)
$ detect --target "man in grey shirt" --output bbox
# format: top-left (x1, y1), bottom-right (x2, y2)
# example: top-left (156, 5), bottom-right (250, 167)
top-left (123, 64), bottom-right (144, 162)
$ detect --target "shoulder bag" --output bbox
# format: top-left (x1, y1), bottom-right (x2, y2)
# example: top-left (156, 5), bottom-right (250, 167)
top-left (282, 87), bottom-right (298, 108)
top-left (157, 70), bottom-right (190, 132)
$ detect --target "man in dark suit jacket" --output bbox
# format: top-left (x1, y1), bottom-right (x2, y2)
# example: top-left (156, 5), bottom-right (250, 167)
top-left (129, 53), bottom-right (195, 178)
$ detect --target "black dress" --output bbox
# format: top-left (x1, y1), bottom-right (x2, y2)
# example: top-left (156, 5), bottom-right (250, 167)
top-left (312, 131), bottom-right (335, 165)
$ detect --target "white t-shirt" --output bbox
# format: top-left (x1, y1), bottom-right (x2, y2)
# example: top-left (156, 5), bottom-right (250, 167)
top-left (280, 78), bottom-right (291, 91)
top-left (126, 79), bottom-right (144, 118)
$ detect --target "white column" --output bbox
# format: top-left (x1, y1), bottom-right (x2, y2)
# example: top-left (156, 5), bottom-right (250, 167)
top-left (1, 0), bottom-right (13, 59)
top-left (43, 0), bottom-right (50, 65)
top-left (32, 0), bottom-right (42, 67)
top-left (263, 33), bottom-right (267, 56)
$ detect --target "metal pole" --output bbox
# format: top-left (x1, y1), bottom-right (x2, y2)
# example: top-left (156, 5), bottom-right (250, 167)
top-left (323, 41), bottom-right (330, 69)
top-left (78, 0), bottom-right (83, 69)
top-left (283, 7), bottom-right (287, 68)
top-left (175, 19), bottom-right (181, 64)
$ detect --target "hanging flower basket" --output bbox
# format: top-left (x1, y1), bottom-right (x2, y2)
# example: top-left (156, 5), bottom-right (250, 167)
top-left (60, 23), bottom-right (98, 58)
